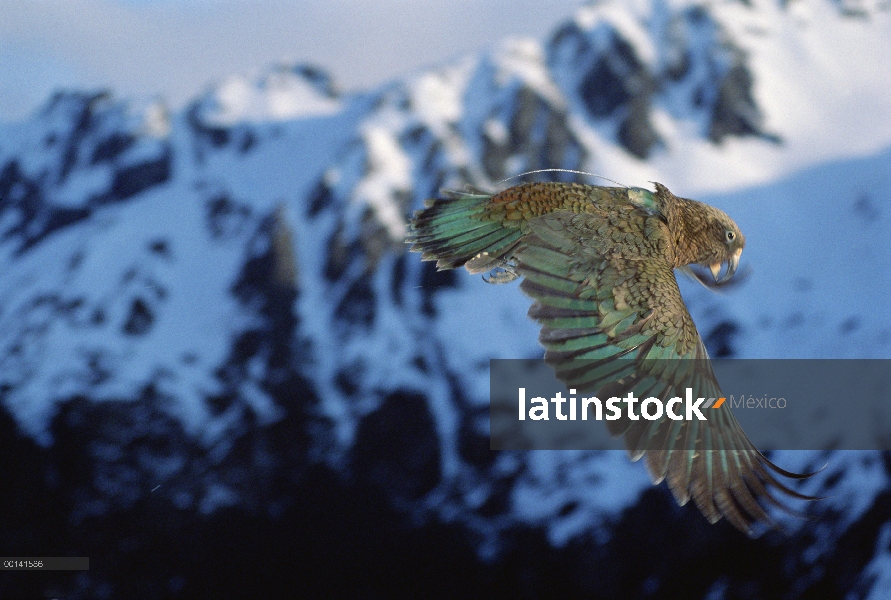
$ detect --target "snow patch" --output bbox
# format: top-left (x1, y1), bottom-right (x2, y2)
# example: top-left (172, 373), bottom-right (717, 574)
top-left (492, 38), bottom-right (566, 109)
top-left (575, 0), bottom-right (658, 65)
top-left (353, 124), bottom-right (412, 240)
top-left (201, 68), bottom-right (341, 126)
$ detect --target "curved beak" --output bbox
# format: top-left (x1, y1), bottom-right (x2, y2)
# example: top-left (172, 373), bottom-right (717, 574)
top-left (709, 248), bottom-right (742, 283)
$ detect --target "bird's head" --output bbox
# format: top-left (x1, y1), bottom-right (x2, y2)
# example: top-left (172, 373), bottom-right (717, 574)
top-left (695, 206), bottom-right (745, 283)
top-left (651, 182), bottom-right (746, 284)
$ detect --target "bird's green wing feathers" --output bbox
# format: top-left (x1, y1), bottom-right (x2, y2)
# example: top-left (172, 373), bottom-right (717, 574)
top-left (407, 185), bottom-right (817, 534)
top-left (514, 210), bottom-right (816, 534)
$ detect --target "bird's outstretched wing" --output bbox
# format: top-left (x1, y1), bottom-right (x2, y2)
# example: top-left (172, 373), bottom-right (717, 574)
top-left (408, 184), bottom-right (819, 534)
top-left (513, 210), bottom-right (817, 534)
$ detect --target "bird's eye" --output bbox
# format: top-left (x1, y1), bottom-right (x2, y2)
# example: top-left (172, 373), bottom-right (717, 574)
top-left (725, 230), bottom-right (735, 242)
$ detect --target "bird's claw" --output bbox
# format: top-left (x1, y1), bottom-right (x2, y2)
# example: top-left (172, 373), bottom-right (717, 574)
top-left (483, 264), bottom-right (519, 284)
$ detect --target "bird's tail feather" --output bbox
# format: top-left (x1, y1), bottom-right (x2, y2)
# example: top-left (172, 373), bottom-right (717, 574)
top-left (407, 191), bottom-right (522, 273)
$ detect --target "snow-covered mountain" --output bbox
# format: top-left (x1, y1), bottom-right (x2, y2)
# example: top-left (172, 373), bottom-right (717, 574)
top-left (1, 0), bottom-right (890, 597)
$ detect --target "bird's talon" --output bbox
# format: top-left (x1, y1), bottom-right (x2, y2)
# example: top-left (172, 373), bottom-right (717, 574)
top-left (483, 265), bottom-right (519, 284)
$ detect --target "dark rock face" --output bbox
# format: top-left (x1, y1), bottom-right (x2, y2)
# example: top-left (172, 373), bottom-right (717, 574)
top-left (0, 159), bottom-right (89, 251)
top-left (107, 152), bottom-right (171, 202)
top-left (0, 92), bottom-right (171, 252)
top-left (351, 391), bottom-right (441, 501)
top-left (3, 396), bottom-right (884, 599)
top-left (705, 320), bottom-right (740, 358)
top-left (547, 5), bottom-right (778, 159)
top-left (478, 81), bottom-right (589, 180)
top-left (294, 63), bottom-right (341, 100)
top-left (573, 27), bottom-right (660, 158)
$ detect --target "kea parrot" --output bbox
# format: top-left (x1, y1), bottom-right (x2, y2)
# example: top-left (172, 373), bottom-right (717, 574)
top-left (407, 181), bottom-right (818, 535)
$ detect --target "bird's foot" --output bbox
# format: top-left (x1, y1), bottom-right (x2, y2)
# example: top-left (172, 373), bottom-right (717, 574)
top-left (483, 263), bottom-right (519, 284)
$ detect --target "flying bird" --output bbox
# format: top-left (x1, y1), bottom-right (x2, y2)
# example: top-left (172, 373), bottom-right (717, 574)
top-left (407, 181), bottom-right (818, 534)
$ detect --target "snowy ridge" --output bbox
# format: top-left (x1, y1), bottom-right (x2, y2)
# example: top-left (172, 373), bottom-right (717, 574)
top-left (194, 64), bottom-right (342, 126)
top-left (544, 0), bottom-right (891, 191)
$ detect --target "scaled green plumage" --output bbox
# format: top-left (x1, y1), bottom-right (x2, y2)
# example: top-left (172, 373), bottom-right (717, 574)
top-left (407, 181), bottom-right (819, 535)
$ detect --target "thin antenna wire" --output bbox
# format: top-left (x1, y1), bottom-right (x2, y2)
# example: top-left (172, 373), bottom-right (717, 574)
top-left (495, 169), bottom-right (629, 188)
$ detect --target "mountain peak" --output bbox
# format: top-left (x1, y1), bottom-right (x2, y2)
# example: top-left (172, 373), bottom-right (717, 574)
top-left (194, 63), bottom-right (343, 127)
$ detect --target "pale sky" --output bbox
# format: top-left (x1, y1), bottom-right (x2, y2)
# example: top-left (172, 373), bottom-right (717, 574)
top-left (0, 0), bottom-right (586, 123)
